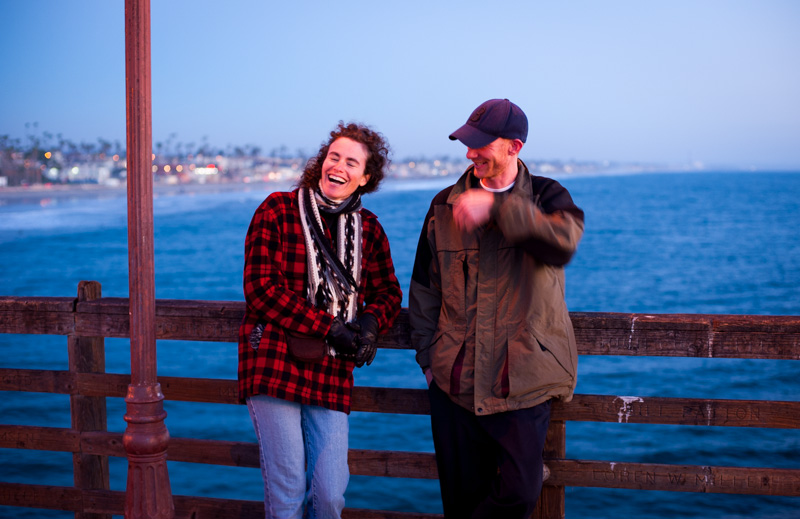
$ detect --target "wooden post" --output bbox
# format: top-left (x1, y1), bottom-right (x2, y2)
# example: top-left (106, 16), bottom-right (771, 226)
top-left (124, 0), bottom-right (174, 517)
top-left (533, 420), bottom-right (566, 519)
top-left (69, 281), bottom-right (111, 519)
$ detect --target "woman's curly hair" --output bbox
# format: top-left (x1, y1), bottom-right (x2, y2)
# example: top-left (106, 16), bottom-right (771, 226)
top-left (298, 121), bottom-right (390, 195)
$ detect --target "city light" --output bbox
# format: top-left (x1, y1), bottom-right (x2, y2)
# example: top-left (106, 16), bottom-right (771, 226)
top-left (194, 166), bottom-right (218, 176)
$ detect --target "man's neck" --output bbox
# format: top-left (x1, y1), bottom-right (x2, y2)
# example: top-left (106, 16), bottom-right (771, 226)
top-left (481, 158), bottom-right (519, 190)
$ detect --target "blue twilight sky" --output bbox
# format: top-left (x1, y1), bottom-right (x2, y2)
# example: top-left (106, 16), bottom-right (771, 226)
top-left (1, 0), bottom-right (799, 168)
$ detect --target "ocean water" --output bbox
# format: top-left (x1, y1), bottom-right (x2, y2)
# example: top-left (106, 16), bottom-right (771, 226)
top-left (1, 171), bottom-right (799, 518)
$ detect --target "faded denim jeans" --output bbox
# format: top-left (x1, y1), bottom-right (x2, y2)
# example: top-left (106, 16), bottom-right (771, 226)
top-left (247, 394), bottom-right (349, 519)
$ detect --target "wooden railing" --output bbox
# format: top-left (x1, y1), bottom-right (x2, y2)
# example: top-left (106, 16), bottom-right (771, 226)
top-left (1, 280), bottom-right (799, 518)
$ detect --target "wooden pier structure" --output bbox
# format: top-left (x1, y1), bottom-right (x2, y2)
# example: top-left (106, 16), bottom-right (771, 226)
top-left (1, 281), bottom-right (799, 518)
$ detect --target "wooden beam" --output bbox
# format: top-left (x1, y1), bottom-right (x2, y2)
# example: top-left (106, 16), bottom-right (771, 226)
top-left (4, 372), bottom-right (800, 429)
top-left (547, 459), bottom-right (800, 496)
top-left (0, 482), bottom-right (82, 512)
top-left (68, 302), bottom-right (800, 360)
top-left (0, 483), bottom-right (445, 519)
top-left (572, 312), bottom-right (800, 359)
top-left (534, 420), bottom-right (566, 518)
top-left (0, 296), bottom-right (75, 335)
top-left (69, 281), bottom-right (111, 519)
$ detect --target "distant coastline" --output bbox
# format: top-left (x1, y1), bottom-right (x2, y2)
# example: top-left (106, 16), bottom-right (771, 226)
top-left (2, 167), bottom-right (797, 205)
top-left (0, 179), bottom-right (296, 203)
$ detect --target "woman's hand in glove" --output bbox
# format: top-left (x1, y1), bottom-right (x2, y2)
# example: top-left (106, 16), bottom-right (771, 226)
top-left (326, 317), bottom-right (359, 358)
top-left (347, 313), bottom-right (379, 367)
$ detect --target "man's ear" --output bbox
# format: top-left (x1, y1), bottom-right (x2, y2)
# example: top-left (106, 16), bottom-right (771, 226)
top-left (509, 139), bottom-right (524, 155)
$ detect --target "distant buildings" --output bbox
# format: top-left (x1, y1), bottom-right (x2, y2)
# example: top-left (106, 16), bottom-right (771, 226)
top-left (0, 140), bottom-right (678, 189)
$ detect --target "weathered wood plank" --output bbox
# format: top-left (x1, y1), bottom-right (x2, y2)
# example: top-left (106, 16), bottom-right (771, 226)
top-left (0, 296), bottom-right (75, 335)
top-left (74, 488), bottom-right (124, 516)
top-left (349, 449), bottom-right (438, 479)
top-left (5, 296), bottom-right (798, 360)
top-left (168, 437), bottom-right (258, 468)
top-left (3, 459), bottom-right (798, 507)
top-left (83, 487), bottom-right (444, 519)
top-left (74, 297), bottom-right (242, 341)
top-left (42, 429), bottom-right (432, 479)
top-left (5, 369), bottom-right (799, 429)
top-left (67, 303), bottom-right (799, 360)
top-left (83, 431), bottom-right (437, 478)
top-left (34, 427), bottom-right (800, 496)
top-left (8, 426), bottom-right (436, 479)
top-left (4, 426), bottom-right (800, 497)
top-left (0, 484), bottom-right (443, 519)
top-left (352, 386), bottom-right (430, 415)
top-left (76, 372), bottom-right (129, 398)
top-left (78, 373), bottom-right (238, 402)
top-left (0, 368), bottom-right (73, 393)
top-left (79, 430), bottom-right (125, 457)
top-left (0, 297), bottom-right (77, 313)
top-left (557, 394), bottom-right (800, 429)
top-left (534, 420), bottom-right (566, 519)
top-left (547, 460), bottom-right (800, 496)
top-left (160, 375), bottom-right (240, 403)
top-left (0, 482), bottom-right (81, 511)
top-left (69, 280), bottom-right (111, 519)
top-left (84, 490), bottom-right (267, 519)
top-left (82, 432), bottom-right (260, 469)
top-left (571, 312), bottom-right (800, 359)
top-left (0, 424), bottom-right (79, 451)
top-left (375, 309), bottom-right (412, 350)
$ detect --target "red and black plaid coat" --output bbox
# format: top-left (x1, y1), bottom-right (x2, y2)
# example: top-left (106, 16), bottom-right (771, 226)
top-left (238, 189), bottom-right (403, 413)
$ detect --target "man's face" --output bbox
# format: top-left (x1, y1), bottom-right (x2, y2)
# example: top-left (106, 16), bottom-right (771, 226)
top-left (465, 138), bottom-right (515, 183)
top-left (319, 137), bottom-right (370, 201)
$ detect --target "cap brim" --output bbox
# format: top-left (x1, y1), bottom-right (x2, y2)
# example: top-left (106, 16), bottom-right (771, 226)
top-left (448, 124), bottom-right (497, 149)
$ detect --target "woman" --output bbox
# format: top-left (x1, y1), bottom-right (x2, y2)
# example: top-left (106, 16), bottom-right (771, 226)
top-left (238, 122), bottom-right (403, 518)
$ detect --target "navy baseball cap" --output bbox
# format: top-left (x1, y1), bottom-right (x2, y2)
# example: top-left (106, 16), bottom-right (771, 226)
top-left (449, 98), bottom-right (528, 149)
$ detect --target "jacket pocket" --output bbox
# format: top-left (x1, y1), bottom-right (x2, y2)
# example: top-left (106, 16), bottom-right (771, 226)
top-left (429, 328), bottom-right (468, 397)
top-left (537, 339), bottom-right (574, 377)
top-left (449, 342), bottom-right (467, 396)
top-left (437, 250), bottom-right (469, 319)
top-left (507, 325), bottom-right (574, 399)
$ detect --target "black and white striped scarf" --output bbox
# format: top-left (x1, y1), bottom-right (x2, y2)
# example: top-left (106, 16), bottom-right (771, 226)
top-left (298, 186), bottom-right (363, 324)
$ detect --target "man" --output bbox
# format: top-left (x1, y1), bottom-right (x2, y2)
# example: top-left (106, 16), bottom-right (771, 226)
top-left (409, 98), bottom-right (584, 518)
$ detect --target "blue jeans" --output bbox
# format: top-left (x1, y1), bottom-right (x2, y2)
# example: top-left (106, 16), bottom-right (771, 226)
top-left (247, 394), bottom-right (349, 519)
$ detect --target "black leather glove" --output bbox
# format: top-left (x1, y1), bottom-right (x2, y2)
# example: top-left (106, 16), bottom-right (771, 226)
top-left (347, 313), bottom-right (379, 367)
top-left (326, 317), bottom-right (358, 358)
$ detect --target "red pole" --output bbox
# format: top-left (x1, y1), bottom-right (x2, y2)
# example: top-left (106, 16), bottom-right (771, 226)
top-left (123, 0), bottom-right (174, 517)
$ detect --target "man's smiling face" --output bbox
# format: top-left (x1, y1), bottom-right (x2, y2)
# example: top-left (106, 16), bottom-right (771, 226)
top-left (465, 137), bottom-right (518, 189)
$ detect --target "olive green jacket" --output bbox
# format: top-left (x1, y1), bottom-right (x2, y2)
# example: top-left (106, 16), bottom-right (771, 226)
top-left (409, 160), bottom-right (584, 415)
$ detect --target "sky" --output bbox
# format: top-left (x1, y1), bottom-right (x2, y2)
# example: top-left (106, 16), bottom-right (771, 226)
top-left (1, 0), bottom-right (799, 169)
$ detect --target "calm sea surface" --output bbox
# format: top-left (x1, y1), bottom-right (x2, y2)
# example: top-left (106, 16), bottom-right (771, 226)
top-left (1, 171), bottom-right (799, 518)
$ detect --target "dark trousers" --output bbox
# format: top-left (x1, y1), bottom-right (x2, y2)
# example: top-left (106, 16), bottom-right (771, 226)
top-left (428, 382), bottom-right (551, 519)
